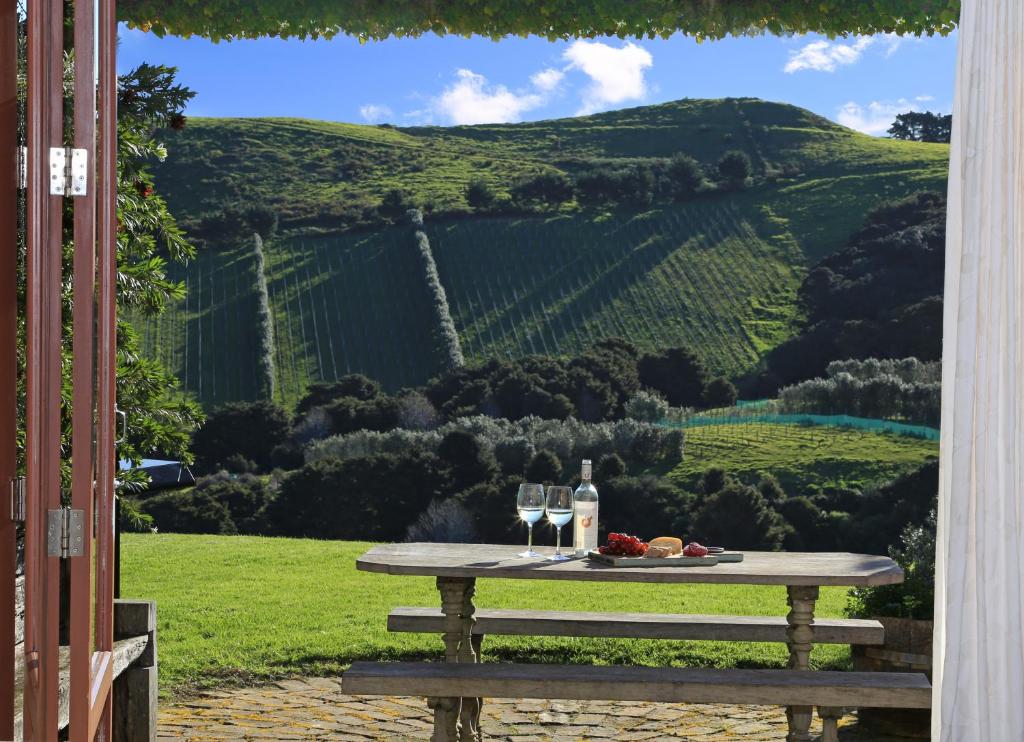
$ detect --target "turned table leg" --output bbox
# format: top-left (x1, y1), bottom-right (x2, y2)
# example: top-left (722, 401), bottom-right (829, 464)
top-left (818, 706), bottom-right (842, 742)
top-left (429, 577), bottom-right (481, 742)
top-left (785, 585), bottom-right (819, 742)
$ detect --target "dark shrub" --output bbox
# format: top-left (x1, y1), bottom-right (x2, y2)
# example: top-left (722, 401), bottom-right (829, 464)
top-left (595, 453), bottom-right (627, 481)
top-left (438, 430), bottom-right (499, 493)
top-left (494, 437), bottom-right (536, 476)
top-left (703, 377), bottom-right (739, 408)
top-left (510, 171), bottom-right (574, 207)
top-left (843, 459), bottom-right (938, 554)
top-left (141, 489), bottom-right (236, 535)
top-left (270, 442), bottom-right (305, 470)
top-left (778, 496), bottom-right (830, 551)
top-left (192, 471), bottom-right (274, 534)
top-left (718, 150), bottom-right (752, 186)
top-left (847, 511), bottom-right (936, 620)
top-left (458, 480), bottom-right (519, 543)
top-left (691, 481), bottom-right (789, 550)
top-left (192, 401), bottom-right (291, 474)
top-left (268, 451), bottom-right (451, 540)
top-left (699, 467), bottom-right (729, 496)
top-left (665, 153), bottom-right (704, 199)
top-left (465, 178), bottom-right (497, 209)
top-left (525, 450), bottom-right (563, 485)
top-left (599, 475), bottom-right (689, 540)
top-left (756, 473), bottom-right (787, 506)
top-left (322, 396), bottom-right (401, 436)
top-left (297, 376), bottom-right (383, 414)
top-left (378, 188), bottom-right (414, 221)
top-left (638, 347), bottom-right (710, 408)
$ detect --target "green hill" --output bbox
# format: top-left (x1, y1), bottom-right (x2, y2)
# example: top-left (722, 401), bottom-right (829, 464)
top-left (142, 97), bottom-right (950, 409)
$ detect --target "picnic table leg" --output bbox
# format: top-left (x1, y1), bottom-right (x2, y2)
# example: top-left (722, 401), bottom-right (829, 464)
top-left (818, 706), bottom-right (842, 742)
top-left (428, 576), bottom-right (481, 742)
top-left (785, 585), bottom-right (819, 742)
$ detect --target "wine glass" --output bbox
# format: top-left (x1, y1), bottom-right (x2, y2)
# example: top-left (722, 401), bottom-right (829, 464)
top-left (545, 486), bottom-right (574, 561)
top-left (516, 483), bottom-right (545, 558)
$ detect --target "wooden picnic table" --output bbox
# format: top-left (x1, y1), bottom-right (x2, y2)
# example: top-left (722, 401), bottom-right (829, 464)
top-left (357, 543), bottom-right (903, 742)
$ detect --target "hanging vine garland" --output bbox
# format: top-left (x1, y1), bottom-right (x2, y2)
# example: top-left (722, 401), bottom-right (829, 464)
top-left (118, 0), bottom-right (959, 42)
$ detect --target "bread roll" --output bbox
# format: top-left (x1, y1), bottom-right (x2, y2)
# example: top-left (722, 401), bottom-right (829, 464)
top-left (648, 537), bottom-right (683, 555)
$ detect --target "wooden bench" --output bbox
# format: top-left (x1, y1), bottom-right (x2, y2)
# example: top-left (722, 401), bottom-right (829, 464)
top-left (387, 606), bottom-right (886, 645)
top-left (11, 586), bottom-right (158, 741)
top-left (342, 661), bottom-right (932, 742)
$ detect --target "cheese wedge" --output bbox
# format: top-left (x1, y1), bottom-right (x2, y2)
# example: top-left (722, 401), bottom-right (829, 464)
top-left (644, 545), bottom-right (673, 559)
top-left (648, 537), bottom-right (683, 555)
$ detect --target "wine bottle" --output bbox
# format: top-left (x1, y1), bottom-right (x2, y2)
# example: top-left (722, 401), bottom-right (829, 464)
top-left (572, 459), bottom-right (598, 556)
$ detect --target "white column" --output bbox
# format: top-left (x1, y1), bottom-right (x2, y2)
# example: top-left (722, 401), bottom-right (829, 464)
top-left (933, 1), bottom-right (1024, 739)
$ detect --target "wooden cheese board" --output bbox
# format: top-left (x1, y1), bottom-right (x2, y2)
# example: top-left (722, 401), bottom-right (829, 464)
top-left (587, 551), bottom-right (744, 567)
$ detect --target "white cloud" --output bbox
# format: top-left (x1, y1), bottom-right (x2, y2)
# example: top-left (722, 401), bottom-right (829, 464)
top-left (915, 94), bottom-right (935, 103)
top-left (784, 37), bottom-right (875, 73)
top-left (530, 68), bottom-right (564, 92)
top-left (836, 98), bottom-right (919, 136)
top-left (359, 104), bottom-right (394, 123)
top-left (433, 69), bottom-right (544, 125)
top-left (562, 40), bottom-right (653, 115)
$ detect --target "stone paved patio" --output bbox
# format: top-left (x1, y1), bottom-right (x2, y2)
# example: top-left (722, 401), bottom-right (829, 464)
top-left (158, 676), bottom-right (912, 740)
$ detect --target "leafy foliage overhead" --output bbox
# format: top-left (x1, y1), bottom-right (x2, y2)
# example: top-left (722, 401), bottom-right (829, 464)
top-left (119, 0), bottom-right (960, 42)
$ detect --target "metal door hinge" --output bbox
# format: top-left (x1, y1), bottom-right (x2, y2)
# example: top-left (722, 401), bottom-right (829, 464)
top-left (49, 147), bottom-right (88, 197)
top-left (47, 508), bottom-right (85, 558)
top-left (16, 146), bottom-right (27, 190)
top-left (10, 477), bottom-right (25, 522)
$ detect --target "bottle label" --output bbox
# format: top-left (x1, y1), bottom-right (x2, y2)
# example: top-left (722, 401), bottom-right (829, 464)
top-left (573, 501), bottom-right (598, 555)
top-left (581, 459), bottom-right (592, 481)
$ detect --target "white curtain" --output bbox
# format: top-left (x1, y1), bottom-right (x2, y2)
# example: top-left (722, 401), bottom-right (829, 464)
top-left (932, 0), bottom-right (1024, 738)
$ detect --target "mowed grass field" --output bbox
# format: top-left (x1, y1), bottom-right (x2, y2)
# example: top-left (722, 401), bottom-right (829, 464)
top-left (670, 423), bottom-right (939, 494)
top-left (122, 535), bottom-right (855, 698)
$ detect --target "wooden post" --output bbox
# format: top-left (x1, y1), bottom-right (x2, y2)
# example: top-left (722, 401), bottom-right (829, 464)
top-left (818, 706), bottom-right (842, 742)
top-left (0, 0), bottom-right (17, 735)
top-left (112, 600), bottom-right (158, 742)
top-left (429, 577), bottom-right (480, 742)
top-left (785, 585), bottom-right (818, 742)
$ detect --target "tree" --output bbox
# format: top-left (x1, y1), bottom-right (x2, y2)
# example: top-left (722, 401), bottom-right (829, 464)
top-left (717, 150), bottom-right (752, 187)
top-left (269, 451), bottom-right (451, 540)
top-left (14, 58), bottom-right (203, 496)
top-left (378, 188), bottom-right (413, 221)
top-left (525, 449), bottom-right (563, 485)
top-left (666, 153), bottom-right (704, 199)
top-left (297, 375), bottom-right (383, 414)
top-left (192, 401), bottom-right (291, 474)
top-left (437, 429), bottom-right (498, 493)
top-left (702, 377), bottom-right (738, 408)
top-left (691, 481), bottom-right (789, 550)
top-left (510, 171), bottom-right (574, 208)
top-left (888, 111), bottom-right (952, 143)
top-left (638, 346), bottom-right (710, 408)
top-left (465, 178), bottom-right (497, 209)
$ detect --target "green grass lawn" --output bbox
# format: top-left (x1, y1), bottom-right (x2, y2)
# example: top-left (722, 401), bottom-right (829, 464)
top-left (670, 424), bottom-right (939, 494)
top-left (122, 534), bottom-right (858, 698)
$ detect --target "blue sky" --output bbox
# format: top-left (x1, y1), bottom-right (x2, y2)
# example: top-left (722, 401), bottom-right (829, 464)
top-left (118, 27), bottom-right (957, 135)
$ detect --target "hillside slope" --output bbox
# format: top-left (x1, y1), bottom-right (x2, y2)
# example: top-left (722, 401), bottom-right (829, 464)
top-left (144, 98), bottom-right (949, 409)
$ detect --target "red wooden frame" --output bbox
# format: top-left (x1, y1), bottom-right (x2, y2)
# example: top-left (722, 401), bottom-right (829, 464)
top-left (12, 0), bottom-right (119, 737)
top-left (0, 0), bottom-right (17, 739)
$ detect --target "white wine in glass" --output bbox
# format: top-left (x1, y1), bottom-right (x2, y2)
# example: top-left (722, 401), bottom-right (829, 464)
top-left (516, 483), bottom-right (545, 558)
top-left (545, 486), bottom-right (574, 561)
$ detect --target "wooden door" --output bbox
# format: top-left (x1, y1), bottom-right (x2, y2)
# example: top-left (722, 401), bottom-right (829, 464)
top-left (13, 0), bottom-right (119, 738)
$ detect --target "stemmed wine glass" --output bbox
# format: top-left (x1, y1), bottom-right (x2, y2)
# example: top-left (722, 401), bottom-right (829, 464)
top-left (516, 483), bottom-right (545, 558)
top-left (545, 486), bottom-right (574, 561)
